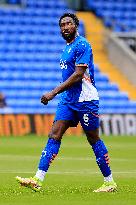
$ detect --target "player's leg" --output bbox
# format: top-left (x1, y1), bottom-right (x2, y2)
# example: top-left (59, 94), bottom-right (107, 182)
top-left (16, 120), bottom-right (71, 191)
top-left (78, 102), bottom-right (117, 192)
top-left (85, 128), bottom-right (117, 192)
top-left (35, 101), bottom-right (79, 184)
top-left (16, 103), bottom-right (74, 191)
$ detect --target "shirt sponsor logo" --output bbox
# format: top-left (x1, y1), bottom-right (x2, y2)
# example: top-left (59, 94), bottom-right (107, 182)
top-left (60, 60), bottom-right (67, 70)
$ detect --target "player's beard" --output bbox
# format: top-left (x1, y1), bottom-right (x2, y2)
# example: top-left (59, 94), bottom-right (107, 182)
top-left (61, 29), bottom-right (77, 42)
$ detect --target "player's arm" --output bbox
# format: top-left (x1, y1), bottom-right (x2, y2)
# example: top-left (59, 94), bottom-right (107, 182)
top-left (41, 65), bottom-right (87, 105)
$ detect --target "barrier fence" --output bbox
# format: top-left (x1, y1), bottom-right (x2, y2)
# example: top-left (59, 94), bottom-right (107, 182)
top-left (0, 114), bottom-right (136, 136)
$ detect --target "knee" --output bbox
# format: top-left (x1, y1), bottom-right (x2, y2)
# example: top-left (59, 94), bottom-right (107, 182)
top-left (87, 137), bottom-right (98, 145)
top-left (87, 134), bottom-right (100, 145)
top-left (86, 129), bottom-right (100, 145)
top-left (48, 132), bottom-right (62, 141)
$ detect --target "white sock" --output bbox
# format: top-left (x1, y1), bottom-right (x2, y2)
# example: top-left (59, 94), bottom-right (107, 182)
top-left (35, 169), bottom-right (46, 181)
top-left (104, 174), bottom-right (113, 182)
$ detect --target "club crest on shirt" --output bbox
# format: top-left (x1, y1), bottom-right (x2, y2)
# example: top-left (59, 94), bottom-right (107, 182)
top-left (68, 48), bottom-right (72, 53)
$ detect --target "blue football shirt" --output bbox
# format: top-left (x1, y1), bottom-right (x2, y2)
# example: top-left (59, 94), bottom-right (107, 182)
top-left (59, 35), bottom-right (99, 104)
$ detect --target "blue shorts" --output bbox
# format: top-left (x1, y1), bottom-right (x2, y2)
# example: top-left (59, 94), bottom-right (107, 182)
top-left (54, 100), bottom-right (99, 131)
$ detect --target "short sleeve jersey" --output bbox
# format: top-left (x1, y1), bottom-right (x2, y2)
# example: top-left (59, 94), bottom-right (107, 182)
top-left (60, 35), bottom-right (99, 103)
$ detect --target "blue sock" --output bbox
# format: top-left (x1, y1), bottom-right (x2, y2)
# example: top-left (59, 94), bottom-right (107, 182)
top-left (92, 139), bottom-right (111, 177)
top-left (38, 138), bottom-right (61, 172)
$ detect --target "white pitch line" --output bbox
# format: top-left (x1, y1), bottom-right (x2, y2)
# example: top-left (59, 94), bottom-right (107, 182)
top-left (57, 157), bottom-right (136, 162)
top-left (0, 155), bottom-right (136, 162)
top-left (0, 170), bottom-right (136, 175)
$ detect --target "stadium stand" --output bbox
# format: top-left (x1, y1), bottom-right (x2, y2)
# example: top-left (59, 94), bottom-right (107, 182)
top-left (0, 0), bottom-right (85, 114)
top-left (85, 0), bottom-right (136, 32)
top-left (0, 0), bottom-right (136, 114)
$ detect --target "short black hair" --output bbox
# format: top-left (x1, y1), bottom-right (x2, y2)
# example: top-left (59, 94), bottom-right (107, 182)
top-left (59, 13), bottom-right (79, 27)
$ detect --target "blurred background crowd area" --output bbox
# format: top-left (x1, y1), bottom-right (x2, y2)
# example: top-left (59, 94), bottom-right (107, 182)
top-left (0, 0), bottom-right (135, 116)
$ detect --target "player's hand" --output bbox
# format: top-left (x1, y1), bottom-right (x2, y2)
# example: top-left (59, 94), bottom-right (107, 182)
top-left (41, 91), bottom-right (56, 105)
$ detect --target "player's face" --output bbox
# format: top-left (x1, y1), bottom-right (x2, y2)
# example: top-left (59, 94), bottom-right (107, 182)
top-left (60, 17), bottom-right (77, 42)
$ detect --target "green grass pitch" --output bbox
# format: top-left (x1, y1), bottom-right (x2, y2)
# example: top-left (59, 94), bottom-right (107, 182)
top-left (0, 135), bottom-right (136, 205)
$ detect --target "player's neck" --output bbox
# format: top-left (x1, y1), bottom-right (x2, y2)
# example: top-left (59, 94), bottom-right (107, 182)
top-left (66, 32), bottom-right (79, 45)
